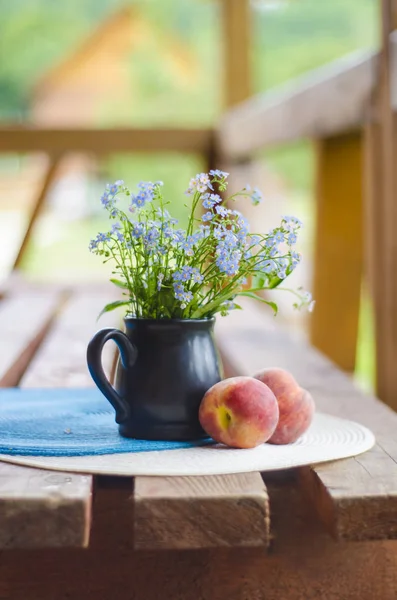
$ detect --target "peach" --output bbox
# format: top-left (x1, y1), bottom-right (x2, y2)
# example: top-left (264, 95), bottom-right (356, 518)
top-left (199, 376), bottom-right (279, 449)
top-left (253, 367), bottom-right (314, 444)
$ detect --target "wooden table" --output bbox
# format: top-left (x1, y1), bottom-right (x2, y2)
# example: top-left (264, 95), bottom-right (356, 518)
top-left (1, 284), bottom-right (397, 600)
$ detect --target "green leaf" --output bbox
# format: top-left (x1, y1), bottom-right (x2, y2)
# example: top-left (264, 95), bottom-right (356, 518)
top-left (239, 292), bottom-right (278, 316)
top-left (269, 276), bottom-right (283, 290)
top-left (97, 300), bottom-right (131, 321)
top-left (252, 273), bottom-right (266, 289)
top-left (110, 278), bottom-right (129, 290)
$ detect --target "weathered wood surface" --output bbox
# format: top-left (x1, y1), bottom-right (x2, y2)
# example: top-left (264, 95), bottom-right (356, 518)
top-left (216, 299), bottom-right (397, 541)
top-left (0, 289), bottom-right (122, 549)
top-left (0, 463), bottom-right (92, 549)
top-left (1, 474), bottom-right (397, 599)
top-left (0, 290), bottom-right (62, 387)
top-left (310, 132), bottom-right (363, 372)
top-left (22, 290), bottom-right (119, 388)
top-left (134, 473), bottom-right (269, 550)
top-left (0, 127), bottom-right (212, 154)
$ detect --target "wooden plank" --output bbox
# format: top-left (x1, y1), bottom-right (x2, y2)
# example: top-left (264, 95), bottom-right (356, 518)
top-left (297, 449), bottom-right (397, 542)
top-left (0, 127), bottom-right (212, 155)
top-left (216, 299), bottom-right (397, 541)
top-left (0, 463), bottom-right (91, 549)
top-left (13, 156), bottom-right (62, 270)
top-left (1, 474), bottom-right (397, 599)
top-left (0, 291), bottom-right (62, 387)
top-left (220, 0), bottom-right (251, 107)
top-left (218, 47), bottom-right (376, 159)
top-left (310, 132), bottom-right (363, 372)
top-left (21, 289), bottom-right (120, 388)
top-left (134, 473), bottom-right (269, 550)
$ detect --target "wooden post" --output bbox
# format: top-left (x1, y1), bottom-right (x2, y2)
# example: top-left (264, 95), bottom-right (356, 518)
top-left (364, 120), bottom-right (386, 398)
top-left (220, 0), bottom-right (251, 108)
top-left (362, 0), bottom-right (397, 407)
top-left (378, 0), bottom-right (397, 406)
top-left (310, 132), bottom-right (363, 372)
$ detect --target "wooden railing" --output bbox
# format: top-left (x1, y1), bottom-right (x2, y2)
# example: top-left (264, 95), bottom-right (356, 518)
top-left (216, 7), bottom-right (397, 411)
top-left (0, 127), bottom-right (213, 154)
top-left (217, 48), bottom-right (377, 157)
top-left (216, 46), bottom-right (377, 378)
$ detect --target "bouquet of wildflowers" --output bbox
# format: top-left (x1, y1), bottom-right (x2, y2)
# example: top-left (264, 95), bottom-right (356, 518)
top-left (89, 171), bottom-right (313, 319)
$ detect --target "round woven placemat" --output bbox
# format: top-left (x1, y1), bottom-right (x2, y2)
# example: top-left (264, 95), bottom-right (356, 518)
top-left (0, 386), bottom-right (375, 476)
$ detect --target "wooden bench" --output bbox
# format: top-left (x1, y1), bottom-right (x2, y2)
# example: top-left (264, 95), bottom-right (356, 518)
top-left (1, 284), bottom-right (397, 600)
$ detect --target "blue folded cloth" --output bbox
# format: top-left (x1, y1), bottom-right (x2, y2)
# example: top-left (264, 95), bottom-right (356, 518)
top-left (0, 388), bottom-right (211, 457)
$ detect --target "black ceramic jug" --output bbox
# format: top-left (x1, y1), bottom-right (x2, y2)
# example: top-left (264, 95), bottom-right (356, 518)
top-left (87, 317), bottom-right (222, 440)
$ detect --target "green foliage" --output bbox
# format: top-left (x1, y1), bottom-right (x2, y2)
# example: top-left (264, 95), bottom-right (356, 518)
top-left (103, 153), bottom-right (203, 230)
top-left (253, 0), bottom-right (378, 92)
top-left (239, 292), bottom-right (278, 316)
top-left (264, 141), bottom-right (315, 192)
top-left (0, 0), bottom-right (122, 117)
top-left (97, 300), bottom-right (130, 320)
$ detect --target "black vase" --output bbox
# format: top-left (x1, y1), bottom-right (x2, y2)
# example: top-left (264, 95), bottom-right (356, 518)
top-left (86, 317), bottom-right (222, 440)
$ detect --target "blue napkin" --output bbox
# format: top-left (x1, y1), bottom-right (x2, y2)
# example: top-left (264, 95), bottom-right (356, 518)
top-left (0, 388), bottom-right (212, 457)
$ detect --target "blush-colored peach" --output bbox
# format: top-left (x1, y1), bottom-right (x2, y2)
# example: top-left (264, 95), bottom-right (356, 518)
top-left (254, 368), bottom-right (315, 444)
top-left (199, 376), bottom-right (279, 449)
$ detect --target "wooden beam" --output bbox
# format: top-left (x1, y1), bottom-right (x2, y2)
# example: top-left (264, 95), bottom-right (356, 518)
top-left (310, 132), bottom-right (363, 372)
top-left (0, 128), bottom-right (213, 155)
top-left (220, 0), bottom-right (251, 107)
top-left (134, 473), bottom-right (269, 550)
top-left (215, 299), bottom-right (397, 541)
top-left (13, 156), bottom-right (62, 270)
top-left (218, 48), bottom-right (376, 159)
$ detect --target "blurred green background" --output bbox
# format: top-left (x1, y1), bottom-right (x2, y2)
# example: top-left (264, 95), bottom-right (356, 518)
top-left (0, 0), bottom-right (378, 387)
top-left (0, 0), bottom-right (377, 122)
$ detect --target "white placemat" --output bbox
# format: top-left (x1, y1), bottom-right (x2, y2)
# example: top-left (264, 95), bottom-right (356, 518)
top-left (0, 412), bottom-right (375, 477)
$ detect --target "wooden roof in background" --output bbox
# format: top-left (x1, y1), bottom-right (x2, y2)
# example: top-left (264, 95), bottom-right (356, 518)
top-left (31, 6), bottom-right (197, 126)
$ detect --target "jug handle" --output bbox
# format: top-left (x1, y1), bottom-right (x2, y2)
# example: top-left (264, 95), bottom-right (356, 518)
top-left (87, 328), bottom-right (137, 424)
